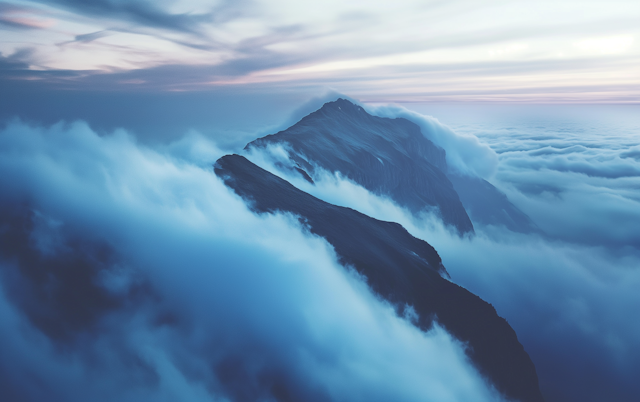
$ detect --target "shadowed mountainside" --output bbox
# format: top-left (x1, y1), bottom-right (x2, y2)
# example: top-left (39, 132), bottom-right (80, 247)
top-left (448, 173), bottom-right (539, 233)
top-left (247, 98), bottom-right (538, 235)
top-left (215, 154), bottom-right (544, 402)
top-left (247, 98), bottom-right (474, 234)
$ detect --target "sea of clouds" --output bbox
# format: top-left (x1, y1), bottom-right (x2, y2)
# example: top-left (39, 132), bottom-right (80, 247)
top-left (1, 99), bottom-right (639, 402)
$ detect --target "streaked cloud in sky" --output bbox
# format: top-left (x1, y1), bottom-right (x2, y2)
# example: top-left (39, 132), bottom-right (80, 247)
top-left (1, 0), bottom-right (639, 101)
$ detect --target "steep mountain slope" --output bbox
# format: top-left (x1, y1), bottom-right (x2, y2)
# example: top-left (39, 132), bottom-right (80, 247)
top-left (247, 98), bottom-right (474, 234)
top-left (448, 173), bottom-right (540, 233)
top-left (215, 154), bottom-right (544, 402)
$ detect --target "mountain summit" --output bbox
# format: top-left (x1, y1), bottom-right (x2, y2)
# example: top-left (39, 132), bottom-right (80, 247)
top-left (215, 154), bottom-right (544, 402)
top-left (247, 98), bottom-right (475, 234)
top-left (248, 98), bottom-right (539, 234)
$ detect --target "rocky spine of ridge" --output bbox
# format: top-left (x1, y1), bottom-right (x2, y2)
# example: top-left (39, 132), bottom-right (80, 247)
top-left (215, 154), bottom-right (545, 402)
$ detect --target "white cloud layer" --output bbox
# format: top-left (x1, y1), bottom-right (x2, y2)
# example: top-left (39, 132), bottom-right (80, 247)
top-left (0, 120), bottom-right (504, 402)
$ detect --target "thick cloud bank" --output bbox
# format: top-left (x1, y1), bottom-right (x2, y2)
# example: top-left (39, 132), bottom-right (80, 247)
top-left (246, 105), bottom-right (640, 402)
top-left (365, 104), bottom-right (498, 179)
top-left (0, 121), bottom-right (504, 402)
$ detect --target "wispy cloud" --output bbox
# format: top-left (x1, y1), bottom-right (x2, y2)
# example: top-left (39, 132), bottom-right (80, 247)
top-left (1, 0), bottom-right (638, 101)
top-left (0, 2), bottom-right (55, 29)
top-left (35, 0), bottom-right (215, 33)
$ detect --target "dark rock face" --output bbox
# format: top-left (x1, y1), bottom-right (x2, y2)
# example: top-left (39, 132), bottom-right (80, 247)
top-left (448, 173), bottom-right (540, 234)
top-left (247, 98), bottom-right (474, 234)
top-left (215, 154), bottom-right (544, 402)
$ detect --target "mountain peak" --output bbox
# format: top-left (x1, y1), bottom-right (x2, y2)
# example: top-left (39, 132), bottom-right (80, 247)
top-left (247, 98), bottom-right (474, 234)
top-left (318, 98), bottom-right (366, 115)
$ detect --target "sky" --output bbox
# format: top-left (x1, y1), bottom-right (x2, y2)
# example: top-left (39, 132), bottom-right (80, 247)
top-left (1, 0), bottom-right (640, 102)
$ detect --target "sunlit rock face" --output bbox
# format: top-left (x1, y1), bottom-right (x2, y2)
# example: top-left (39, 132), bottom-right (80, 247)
top-left (215, 154), bottom-right (545, 402)
top-left (247, 98), bottom-right (475, 234)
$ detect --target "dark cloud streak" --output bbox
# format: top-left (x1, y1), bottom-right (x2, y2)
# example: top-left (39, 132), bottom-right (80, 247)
top-left (34, 0), bottom-right (212, 34)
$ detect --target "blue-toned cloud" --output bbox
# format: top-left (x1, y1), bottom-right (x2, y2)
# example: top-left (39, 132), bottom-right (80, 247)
top-left (475, 114), bottom-right (640, 249)
top-left (32, 0), bottom-right (215, 33)
top-left (621, 146), bottom-right (640, 161)
top-left (0, 120), bottom-right (504, 402)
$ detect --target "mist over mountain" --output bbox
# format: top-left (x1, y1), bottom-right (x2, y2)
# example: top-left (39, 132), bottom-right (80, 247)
top-left (221, 99), bottom-right (553, 400)
top-left (215, 154), bottom-right (543, 402)
top-left (246, 99), bottom-right (473, 234)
